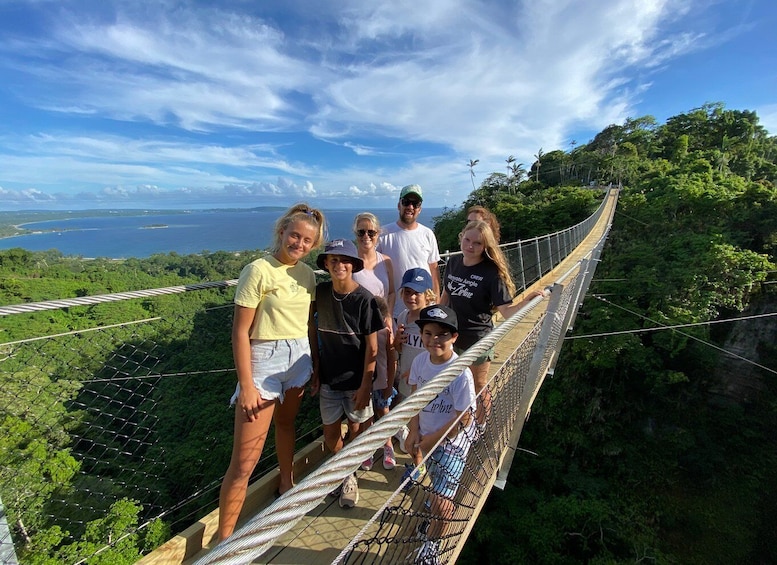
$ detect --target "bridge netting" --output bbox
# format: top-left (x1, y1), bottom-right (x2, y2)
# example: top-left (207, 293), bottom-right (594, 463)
top-left (0, 191), bottom-right (614, 564)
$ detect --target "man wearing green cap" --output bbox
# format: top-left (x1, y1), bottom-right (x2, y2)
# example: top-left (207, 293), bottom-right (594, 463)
top-left (378, 184), bottom-right (441, 319)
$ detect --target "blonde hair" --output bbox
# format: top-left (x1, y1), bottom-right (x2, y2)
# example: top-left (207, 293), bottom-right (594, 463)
top-left (460, 220), bottom-right (515, 297)
top-left (467, 205), bottom-right (501, 243)
top-left (352, 212), bottom-right (381, 234)
top-left (271, 204), bottom-right (326, 253)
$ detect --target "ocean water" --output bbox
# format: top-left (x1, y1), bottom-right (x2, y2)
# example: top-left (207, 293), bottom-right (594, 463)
top-left (0, 208), bottom-right (443, 259)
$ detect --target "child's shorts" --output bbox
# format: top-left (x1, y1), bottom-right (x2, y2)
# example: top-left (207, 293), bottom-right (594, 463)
top-left (372, 387), bottom-right (397, 410)
top-left (230, 338), bottom-right (312, 405)
top-left (319, 383), bottom-right (374, 425)
top-left (428, 441), bottom-right (468, 499)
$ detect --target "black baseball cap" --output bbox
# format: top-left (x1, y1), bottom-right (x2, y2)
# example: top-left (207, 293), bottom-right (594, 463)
top-left (416, 305), bottom-right (458, 333)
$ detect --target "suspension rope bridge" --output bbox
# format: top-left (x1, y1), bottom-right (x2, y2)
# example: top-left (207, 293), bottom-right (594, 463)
top-left (0, 189), bottom-right (617, 564)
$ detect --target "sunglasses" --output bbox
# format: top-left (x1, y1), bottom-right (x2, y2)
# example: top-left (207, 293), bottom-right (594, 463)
top-left (356, 229), bottom-right (378, 238)
top-left (401, 198), bottom-right (422, 208)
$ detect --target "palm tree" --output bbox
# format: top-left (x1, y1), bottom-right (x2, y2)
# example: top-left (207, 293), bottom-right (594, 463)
top-left (533, 147), bottom-right (544, 181)
top-left (505, 155), bottom-right (516, 176)
top-left (505, 155), bottom-right (516, 194)
top-left (468, 159), bottom-right (480, 191)
top-left (510, 162), bottom-right (526, 183)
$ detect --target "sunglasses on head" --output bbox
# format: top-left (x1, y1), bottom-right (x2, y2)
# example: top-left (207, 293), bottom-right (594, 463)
top-left (401, 198), bottom-right (422, 208)
top-left (356, 229), bottom-right (378, 238)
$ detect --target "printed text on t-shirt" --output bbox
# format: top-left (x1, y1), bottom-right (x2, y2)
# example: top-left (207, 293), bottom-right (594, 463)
top-left (446, 273), bottom-right (483, 299)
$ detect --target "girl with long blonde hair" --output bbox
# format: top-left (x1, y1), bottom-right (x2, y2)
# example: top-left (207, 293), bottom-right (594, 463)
top-left (441, 220), bottom-right (544, 423)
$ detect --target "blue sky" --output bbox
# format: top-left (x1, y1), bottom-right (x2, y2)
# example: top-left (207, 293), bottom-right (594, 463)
top-left (0, 0), bottom-right (775, 211)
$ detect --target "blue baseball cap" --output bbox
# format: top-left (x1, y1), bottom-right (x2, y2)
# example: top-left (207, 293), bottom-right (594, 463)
top-left (400, 267), bottom-right (433, 292)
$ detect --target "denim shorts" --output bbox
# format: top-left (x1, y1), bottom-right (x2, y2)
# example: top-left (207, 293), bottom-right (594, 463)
top-left (230, 338), bottom-right (312, 405)
top-left (428, 440), bottom-right (467, 499)
top-left (372, 387), bottom-right (397, 410)
top-left (319, 383), bottom-right (374, 426)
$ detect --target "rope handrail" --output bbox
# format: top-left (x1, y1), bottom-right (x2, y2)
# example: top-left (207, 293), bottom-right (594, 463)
top-left (0, 280), bottom-right (238, 316)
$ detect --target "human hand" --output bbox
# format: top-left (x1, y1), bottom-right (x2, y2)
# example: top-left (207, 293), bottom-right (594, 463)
top-left (396, 324), bottom-right (407, 348)
top-left (309, 373), bottom-right (320, 397)
top-left (238, 386), bottom-right (263, 422)
top-left (406, 429), bottom-right (420, 456)
top-left (353, 384), bottom-right (371, 411)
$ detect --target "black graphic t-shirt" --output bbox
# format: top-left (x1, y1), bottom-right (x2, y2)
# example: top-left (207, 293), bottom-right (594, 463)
top-left (443, 255), bottom-right (511, 349)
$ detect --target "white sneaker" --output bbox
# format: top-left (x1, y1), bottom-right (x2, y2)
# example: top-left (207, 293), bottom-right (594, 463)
top-left (339, 473), bottom-right (359, 508)
top-left (383, 444), bottom-right (396, 470)
top-left (394, 425), bottom-right (410, 454)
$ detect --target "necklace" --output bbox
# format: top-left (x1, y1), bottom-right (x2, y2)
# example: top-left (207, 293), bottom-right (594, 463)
top-left (332, 284), bottom-right (355, 302)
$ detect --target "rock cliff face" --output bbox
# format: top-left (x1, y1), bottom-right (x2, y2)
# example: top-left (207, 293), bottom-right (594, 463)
top-left (710, 294), bottom-right (777, 403)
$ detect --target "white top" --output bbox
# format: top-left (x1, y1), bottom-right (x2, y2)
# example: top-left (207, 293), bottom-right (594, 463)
top-left (378, 222), bottom-right (441, 317)
top-left (408, 350), bottom-right (476, 450)
top-left (396, 309), bottom-right (425, 380)
top-left (352, 251), bottom-right (391, 298)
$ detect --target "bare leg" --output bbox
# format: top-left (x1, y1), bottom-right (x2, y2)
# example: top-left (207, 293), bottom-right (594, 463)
top-left (470, 360), bottom-right (491, 424)
top-left (274, 387), bottom-right (304, 494)
top-left (429, 493), bottom-right (455, 539)
top-left (323, 420), bottom-right (345, 454)
top-left (375, 405), bottom-right (393, 450)
top-left (218, 399), bottom-right (275, 540)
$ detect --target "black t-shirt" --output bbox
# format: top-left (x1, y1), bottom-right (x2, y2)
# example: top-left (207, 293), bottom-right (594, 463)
top-left (315, 281), bottom-right (385, 391)
top-left (443, 255), bottom-right (511, 349)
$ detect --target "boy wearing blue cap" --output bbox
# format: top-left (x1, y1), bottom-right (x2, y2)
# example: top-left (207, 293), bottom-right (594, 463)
top-left (395, 267), bottom-right (435, 400)
top-left (311, 239), bottom-right (384, 509)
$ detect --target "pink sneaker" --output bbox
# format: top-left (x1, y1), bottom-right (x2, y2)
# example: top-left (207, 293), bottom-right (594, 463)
top-left (360, 454), bottom-right (374, 471)
top-left (383, 444), bottom-right (396, 470)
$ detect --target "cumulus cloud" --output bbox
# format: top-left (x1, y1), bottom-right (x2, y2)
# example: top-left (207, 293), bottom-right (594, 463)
top-left (0, 186), bottom-right (56, 203)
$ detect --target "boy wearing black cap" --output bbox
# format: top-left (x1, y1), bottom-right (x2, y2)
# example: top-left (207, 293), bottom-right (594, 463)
top-left (404, 304), bottom-right (476, 562)
top-left (310, 239), bottom-right (384, 509)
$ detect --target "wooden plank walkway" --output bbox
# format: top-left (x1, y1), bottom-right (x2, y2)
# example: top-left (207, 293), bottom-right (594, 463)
top-left (140, 189), bottom-right (618, 564)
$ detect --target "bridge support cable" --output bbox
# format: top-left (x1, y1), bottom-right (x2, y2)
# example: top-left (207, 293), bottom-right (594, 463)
top-left (0, 280), bottom-right (238, 317)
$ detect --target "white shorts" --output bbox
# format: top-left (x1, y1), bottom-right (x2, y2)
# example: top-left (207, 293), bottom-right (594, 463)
top-left (230, 338), bottom-right (312, 405)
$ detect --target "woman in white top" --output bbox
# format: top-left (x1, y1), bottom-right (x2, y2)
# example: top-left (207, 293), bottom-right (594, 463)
top-left (352, 212), bottom-right (395, 315)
